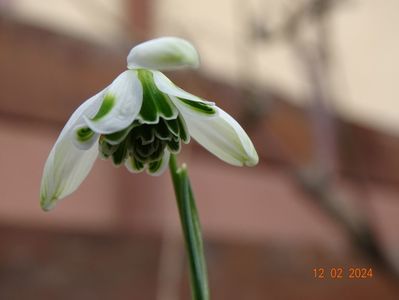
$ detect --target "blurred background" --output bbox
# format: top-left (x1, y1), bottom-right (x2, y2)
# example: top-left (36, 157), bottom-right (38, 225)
top-left (0, 0), bottom-right (399, 299)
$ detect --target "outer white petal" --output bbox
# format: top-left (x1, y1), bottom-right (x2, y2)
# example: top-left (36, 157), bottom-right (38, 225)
top-left (127, 37), bottom-right (200, 71)
top-left (152, 71), bottom-right (214, 104)
top-left (85, 70), bottom-right (143, 134)
top-left (181, 106), bottom-right (259, 167)
top-left (40, 91), bottom-right (104, 211)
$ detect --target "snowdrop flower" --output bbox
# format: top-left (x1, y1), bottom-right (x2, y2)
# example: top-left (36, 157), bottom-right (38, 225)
top-left (40, 37), bottom-right (258, 211)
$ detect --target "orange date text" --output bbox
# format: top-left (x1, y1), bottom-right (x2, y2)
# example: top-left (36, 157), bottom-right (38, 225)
top-left (312, 267), bottom-right (373, 279)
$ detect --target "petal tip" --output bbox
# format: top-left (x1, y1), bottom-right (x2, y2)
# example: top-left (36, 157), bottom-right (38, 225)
top-left (40, 193), bottom-right (57, 212)
top-left (244, 152), bottom-right (259, 167)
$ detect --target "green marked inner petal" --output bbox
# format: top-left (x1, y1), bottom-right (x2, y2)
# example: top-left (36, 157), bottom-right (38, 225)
top-left (112, 139), bottom-right (129, 166)
top-left (165, 118), bottom-right (180, 137)
top-left (177, 97), bottom-right (216, 115)
top-left (128, 156), bottom-right (145, 172)
top-left (154, 119), bottom-right (172, 141)
top-left (137, 87), bottom-right (158, 123)
top-left (177, 114), bottom-right (190, 143)
top-left (148, 158), bottom-right (164, 174)
top-left (167, 138), bottom-right (181, 153)
top-left (91, 94), bottom-right (116, 121)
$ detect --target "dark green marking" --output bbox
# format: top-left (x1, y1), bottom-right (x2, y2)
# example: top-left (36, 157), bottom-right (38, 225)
top-left (154, 119), bottom-right (172, 141)
top-left (137, 70), bottom-right (177, 122)
top-left (177, 97), bottom-right (216, 115)
top-left (133, 124), bottom-right (155, 145)
top-left (112, 139), bottom-right (129, 166)
top-left (165, 118), bottom-right (180, 137)
top-left (130, 156), bottom-right (145, 172)
top-left (167, 137), bottom-right (181, 153)
top-left (92, 94), bottom-right (116, 121)
top-left (104, 125), bottom-right (133, 144)
top-left (148, 157), bottom-right (164, 174)
top-left (177, 114), bottom-right (190, 143)
top-left (76, 127), bottom-right (94, 142)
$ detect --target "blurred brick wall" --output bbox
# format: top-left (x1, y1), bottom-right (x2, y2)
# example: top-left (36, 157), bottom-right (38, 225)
top-left (0, 13), bottom-right (399, 252)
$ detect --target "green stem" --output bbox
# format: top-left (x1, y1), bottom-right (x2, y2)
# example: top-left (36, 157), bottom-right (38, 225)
top-left (169, 154), bottom-right (210, 300)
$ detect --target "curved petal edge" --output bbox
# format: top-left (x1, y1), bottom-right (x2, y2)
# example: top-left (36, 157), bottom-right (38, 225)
top-left (127, 37), bottom-right (200, 71)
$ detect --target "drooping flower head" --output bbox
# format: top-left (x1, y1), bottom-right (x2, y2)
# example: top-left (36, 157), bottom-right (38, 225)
top-left (40, 37), bottom-right (259, 211)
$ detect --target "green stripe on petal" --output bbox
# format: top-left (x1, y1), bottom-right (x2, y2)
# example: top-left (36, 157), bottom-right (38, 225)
top-left (177, 98), bottom-right (216, 115)
top-left (91, 94), bottom-right (115, 121)
top-left (137, 69), bottom-right (178, 124)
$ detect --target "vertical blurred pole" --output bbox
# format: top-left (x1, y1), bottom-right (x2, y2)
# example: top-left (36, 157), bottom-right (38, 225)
top-left (286, 0), bottom-right (338, 177)
top-left (232, 0), bottom-right (267, 124)
top-left (127, 0), bottom-right (153, 41)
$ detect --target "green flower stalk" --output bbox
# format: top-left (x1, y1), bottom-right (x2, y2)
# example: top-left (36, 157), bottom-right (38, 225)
top-left (39, 37), bottom-right (259, 299)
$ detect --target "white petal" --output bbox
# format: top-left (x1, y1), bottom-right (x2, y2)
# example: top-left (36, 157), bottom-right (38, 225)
top-left (40, 92), bottom-right (104, 211)
top-left (127, 37), bottom-right (200, 71)
top-left (152, 71), bottom-right (214, 104)
top-left (85, 70), bottom-right (143, 134)
top-left (182, 106), bottom-right (259, 167)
